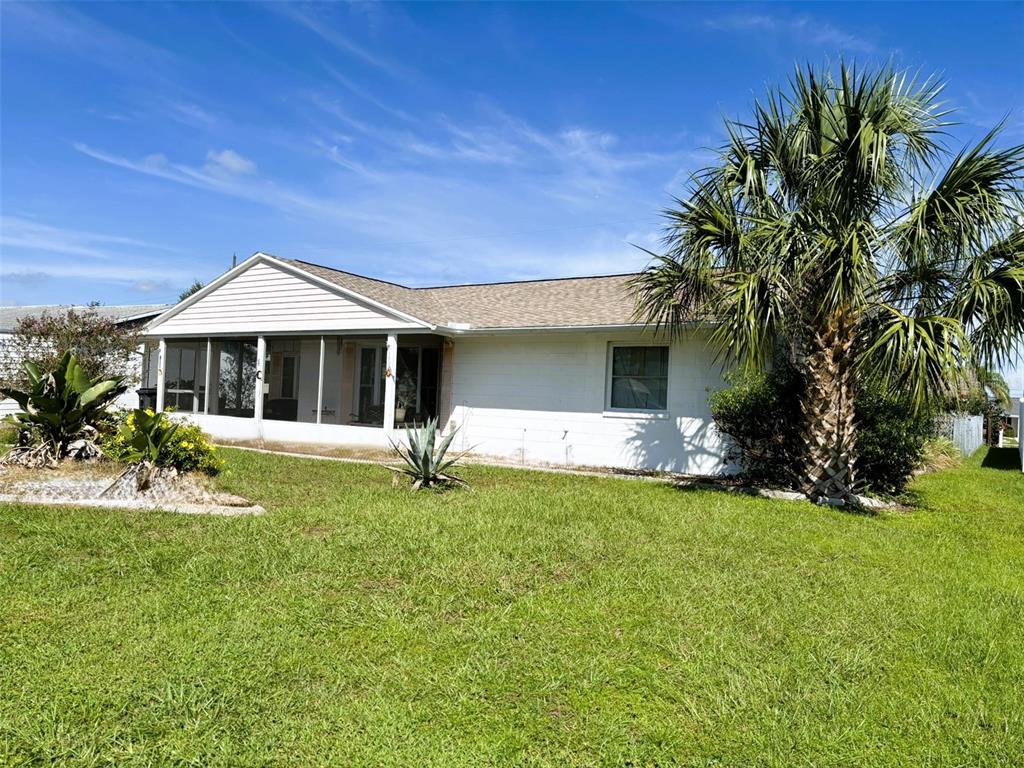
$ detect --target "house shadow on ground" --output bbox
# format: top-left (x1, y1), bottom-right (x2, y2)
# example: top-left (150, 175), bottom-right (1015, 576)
top-left (980, 447), bottom-right (1022, 471)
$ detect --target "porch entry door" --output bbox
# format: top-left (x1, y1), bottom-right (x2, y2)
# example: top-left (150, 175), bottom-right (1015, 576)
top-left (355, 346), bottom-right (387, 425)
top-left (355, 343), bottom-right (440, 426)
top-left (264, 340), bottom-right (301, 422)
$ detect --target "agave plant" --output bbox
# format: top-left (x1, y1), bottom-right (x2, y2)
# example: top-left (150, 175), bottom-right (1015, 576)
top-left (1, 351), bottom-right (126, 466)
top-left (389, 418), bottom-right (466, 490)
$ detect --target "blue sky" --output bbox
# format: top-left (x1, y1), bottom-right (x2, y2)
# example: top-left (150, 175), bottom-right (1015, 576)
top-left (2, 1), bottom-right (1023, 390)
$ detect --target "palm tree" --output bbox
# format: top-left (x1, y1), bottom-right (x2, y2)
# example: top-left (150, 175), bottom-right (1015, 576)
top-left (633, 64), bottom-right (1024, 503)
top-left (975, 365), bottom-right (1013, 413)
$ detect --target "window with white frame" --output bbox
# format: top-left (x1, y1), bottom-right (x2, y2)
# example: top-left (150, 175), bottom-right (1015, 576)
top-left (607, 344), bottom-right (669, 411)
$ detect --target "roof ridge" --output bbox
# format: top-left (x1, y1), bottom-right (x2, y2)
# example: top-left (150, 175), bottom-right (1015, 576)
top-left (275, 254), bottom-right (638, 291)
top-left (416, 272), bottom-right (639, 291)
top-left (282, 257), bottom-right (418, 292)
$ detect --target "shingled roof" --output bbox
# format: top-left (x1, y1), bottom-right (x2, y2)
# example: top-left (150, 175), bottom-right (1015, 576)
top-left (279, 257), bottom-right (642, 330)
top-left (0, 304), bottom-right (168, 333)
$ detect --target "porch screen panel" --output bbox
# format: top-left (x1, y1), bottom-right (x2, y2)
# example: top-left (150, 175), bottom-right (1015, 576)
top-left (356, 346), bottom-right (385, 426)
top-left (419, 347), bottom-right (440, 421)
top-left (163, 340), bottom-right (206, 413)
top-left (215, 339), bottom-right (258, 418)
top-left (395, 347), bottom-right (419, 425)
top-left (263, 338), bottom-right (306, 422)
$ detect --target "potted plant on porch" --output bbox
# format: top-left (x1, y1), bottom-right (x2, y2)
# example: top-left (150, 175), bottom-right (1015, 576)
top-left (395, 372), bottom-right (416, 424)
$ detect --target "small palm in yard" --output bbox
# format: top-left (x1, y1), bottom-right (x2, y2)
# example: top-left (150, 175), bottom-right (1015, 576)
top-left (1, 351), bottom-right (126, 466)
top-left (390, 418), bottom-right (466, 490)
top-left (633, 63), bottom-right (1024, 503)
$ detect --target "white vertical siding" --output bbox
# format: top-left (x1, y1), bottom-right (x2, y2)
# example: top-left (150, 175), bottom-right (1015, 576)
top-left (149, 261), bottom-right (423, 335)
top-left (447, 331), bottom-right (730, 474)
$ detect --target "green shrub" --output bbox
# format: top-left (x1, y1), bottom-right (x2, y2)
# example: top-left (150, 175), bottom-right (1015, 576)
top-left (855, 384), bottom-right (935, 495)
top-left (1, 351), bottom-right (126, 466)
top-left (102, 409), bottom-right (223, 475)
top-left (708, 362), bottom-right (803, 487)
top-left (709, 366), bottom-right (934, 495)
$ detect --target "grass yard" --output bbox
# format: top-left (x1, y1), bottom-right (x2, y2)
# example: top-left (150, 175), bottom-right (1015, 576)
top-left (2, 447), bottom-right (1023, 767)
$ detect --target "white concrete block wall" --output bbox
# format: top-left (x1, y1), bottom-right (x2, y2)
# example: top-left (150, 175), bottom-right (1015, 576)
top-left (446, 330), bottom-right (730, 474)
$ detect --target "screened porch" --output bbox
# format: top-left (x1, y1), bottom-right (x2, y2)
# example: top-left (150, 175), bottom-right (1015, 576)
top-left (140, 333), bottom-right (447, 434)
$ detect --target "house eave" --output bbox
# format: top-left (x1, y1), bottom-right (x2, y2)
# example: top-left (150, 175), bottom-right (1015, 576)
top-left (434, 322), bottom-right (703, 336)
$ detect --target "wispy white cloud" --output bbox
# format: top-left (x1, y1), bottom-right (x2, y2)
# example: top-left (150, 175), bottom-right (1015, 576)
top-left (204, 149), bottom-right (257, 176)
top-left (2, 2), bottom-right (178, 77)
top-left (166, 101), bottom-right (220, 128)
top-left (324, 66), bottom-right (415, 122)
top-left (0, 217), bottom-right (190, 295)
top-left (73, 142), bottom-right (335, 219)
top-left (0, 216), bottom-right (176, 261)
top-left (705, 12), bottom-right (877, 55)
top-left (269, 4), bottom-right (409, 78)
top-left (1, 260), bottom-right (189, 291)
top-left (72, 94), bottom-right (701, 285)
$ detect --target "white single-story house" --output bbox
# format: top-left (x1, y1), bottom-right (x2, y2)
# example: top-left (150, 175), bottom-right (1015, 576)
top-left (140, 252), bottom-right (730, 474)
top-left (0, 304), bottom-right (168, 417)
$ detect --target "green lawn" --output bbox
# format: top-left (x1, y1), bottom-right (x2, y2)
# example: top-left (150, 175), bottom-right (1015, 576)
top-left (2, 448), bottom-right (1022, 767)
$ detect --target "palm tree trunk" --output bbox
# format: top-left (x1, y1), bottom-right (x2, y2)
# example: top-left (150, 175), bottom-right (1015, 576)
top-left (800, 321), bottom-right (857, 503)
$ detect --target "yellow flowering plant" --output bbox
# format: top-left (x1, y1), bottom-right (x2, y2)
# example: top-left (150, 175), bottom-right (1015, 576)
top-left (101, 409), bottom-right (223, 475)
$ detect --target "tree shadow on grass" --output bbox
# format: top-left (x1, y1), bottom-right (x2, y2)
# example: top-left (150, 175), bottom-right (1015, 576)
top-left (980, 447), bottom-right (1022, 471)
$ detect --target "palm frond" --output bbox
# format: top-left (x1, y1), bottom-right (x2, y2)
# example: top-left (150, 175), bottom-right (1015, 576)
top-left (860, 306), bottom-right (970, 410)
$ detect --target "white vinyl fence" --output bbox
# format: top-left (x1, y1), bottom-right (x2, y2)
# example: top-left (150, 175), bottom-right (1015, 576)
top-left (1019, 399), bottom-right (1023, 472)
top-left (934, 413), bottom-right (984, 457)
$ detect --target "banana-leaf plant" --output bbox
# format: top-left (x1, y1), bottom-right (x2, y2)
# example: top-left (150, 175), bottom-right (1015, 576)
top-left (1, 351), bottom-right (126, 467)
top-left (389, 418), bottom-right (467, 490)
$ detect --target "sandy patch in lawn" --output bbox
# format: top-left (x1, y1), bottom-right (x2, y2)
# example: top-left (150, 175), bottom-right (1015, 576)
top-left (0, 461), bottom-right (263, 516)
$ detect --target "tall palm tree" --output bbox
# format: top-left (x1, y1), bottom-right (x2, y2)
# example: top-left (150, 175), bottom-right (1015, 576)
top-left (633, 64), bottom-right (1024, 503)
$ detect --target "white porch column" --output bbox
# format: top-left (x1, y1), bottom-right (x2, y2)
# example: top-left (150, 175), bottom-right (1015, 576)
top-left (316, 335), bottom-right (325, 425)
top-left (254, 335), bottom-right (266, 424)
top-left (383, 333), bottom-right (398, 434)
top-left (155, 338), bottom-right (167, 413)
top-left (203, 339), bottom-right (212, 415)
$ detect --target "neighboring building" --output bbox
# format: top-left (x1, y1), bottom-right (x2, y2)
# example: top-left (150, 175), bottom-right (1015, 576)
top-left (141, 252), bottom-right (729, 474)
top-left (0, 304), bottom-right (169, 416)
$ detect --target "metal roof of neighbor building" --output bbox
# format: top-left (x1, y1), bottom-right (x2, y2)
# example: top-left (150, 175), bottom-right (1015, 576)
top-left (0, 304), bottom-right (168, 333)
